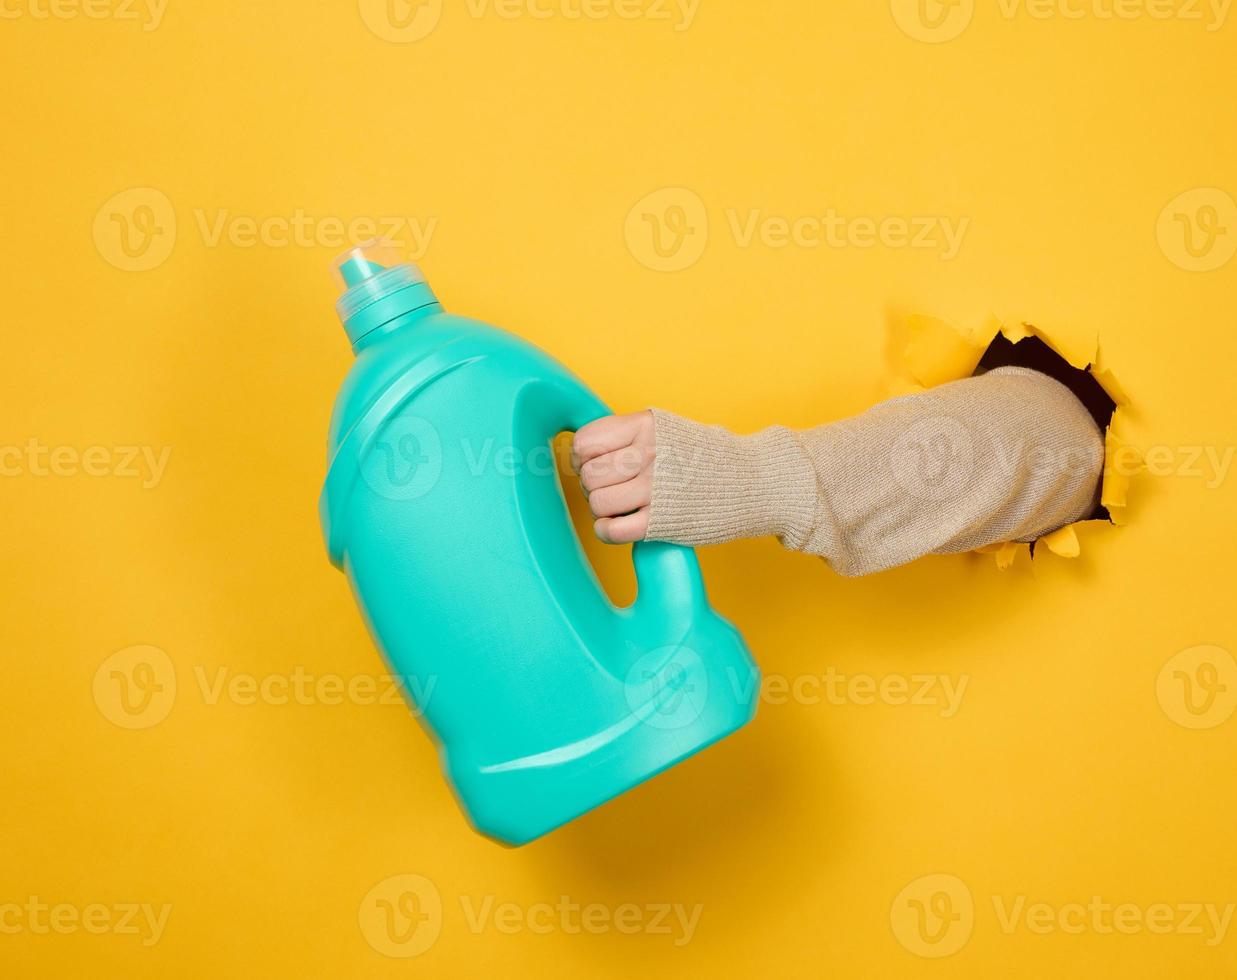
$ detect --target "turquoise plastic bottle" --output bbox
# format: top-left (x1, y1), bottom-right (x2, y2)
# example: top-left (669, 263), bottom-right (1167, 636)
top-left (320, 243), bottom-right (760, 846)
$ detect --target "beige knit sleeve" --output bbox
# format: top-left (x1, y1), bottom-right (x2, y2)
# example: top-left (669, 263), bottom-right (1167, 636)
top-left (645, 367), bottom-right (1104, 577)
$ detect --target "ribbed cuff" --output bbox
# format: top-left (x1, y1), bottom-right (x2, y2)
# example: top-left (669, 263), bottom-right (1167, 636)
top-left (645, 409), bottom-right (819, 549)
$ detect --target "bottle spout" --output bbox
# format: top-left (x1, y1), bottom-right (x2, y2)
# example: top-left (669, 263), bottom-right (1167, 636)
top-left (332, 241), bottom-right (417, 297)
top-left (338, 253), bottom-right (388, 287)
top-left (331, 241), bottom-right (437, 347)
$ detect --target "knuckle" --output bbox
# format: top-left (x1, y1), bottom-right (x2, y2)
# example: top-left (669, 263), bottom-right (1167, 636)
top-left (589, 485), bottom-right (618, 517)
top-left (579, 460), bottom-right (603, 491)
top-left (613, 446), bottom-right (641, 472)
top-left (572, 432), bottom-right (597, 458)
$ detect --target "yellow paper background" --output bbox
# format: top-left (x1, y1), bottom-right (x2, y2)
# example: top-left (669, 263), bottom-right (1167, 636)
top-left (2, 2), bottom-right (1235, 977)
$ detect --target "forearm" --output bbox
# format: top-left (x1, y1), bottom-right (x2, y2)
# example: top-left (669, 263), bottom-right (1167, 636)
top-left (645, 367), bottom-right (1104, 577)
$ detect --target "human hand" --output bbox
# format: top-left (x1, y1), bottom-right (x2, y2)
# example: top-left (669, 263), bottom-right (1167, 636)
top-left (570, 410), bottom-right (656, 544)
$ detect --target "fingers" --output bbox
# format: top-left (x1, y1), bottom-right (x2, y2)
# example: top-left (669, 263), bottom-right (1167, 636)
top-left (587, 473), bottom-right (652, 518)
top-left (571, 411), bottom-right (656, 546)
top-left (571, 412), bottom-right (650, 470)
top-left (578, 446), bottom-right (651, 493)
top-left (595, 508), bottom-right (650, 544)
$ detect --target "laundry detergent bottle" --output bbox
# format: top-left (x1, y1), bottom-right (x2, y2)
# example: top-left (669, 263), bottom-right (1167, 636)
top-left (319, 243), bottom-right (759, 845)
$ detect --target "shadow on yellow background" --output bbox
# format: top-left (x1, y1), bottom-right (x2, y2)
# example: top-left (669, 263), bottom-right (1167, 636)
top-left (2, 1), bottom-right (1235, 977)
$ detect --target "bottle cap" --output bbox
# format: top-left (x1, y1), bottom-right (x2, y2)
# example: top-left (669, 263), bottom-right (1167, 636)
top-left (332, 241), bottom-right (426, 325)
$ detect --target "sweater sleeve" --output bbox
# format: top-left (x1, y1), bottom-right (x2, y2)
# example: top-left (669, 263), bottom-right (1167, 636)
top-left (644, 367), bottom-right (1105, 577)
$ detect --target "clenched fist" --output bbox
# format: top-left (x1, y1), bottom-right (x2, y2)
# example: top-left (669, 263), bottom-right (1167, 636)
top-left (570, 410), bottom-right (657, 544)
